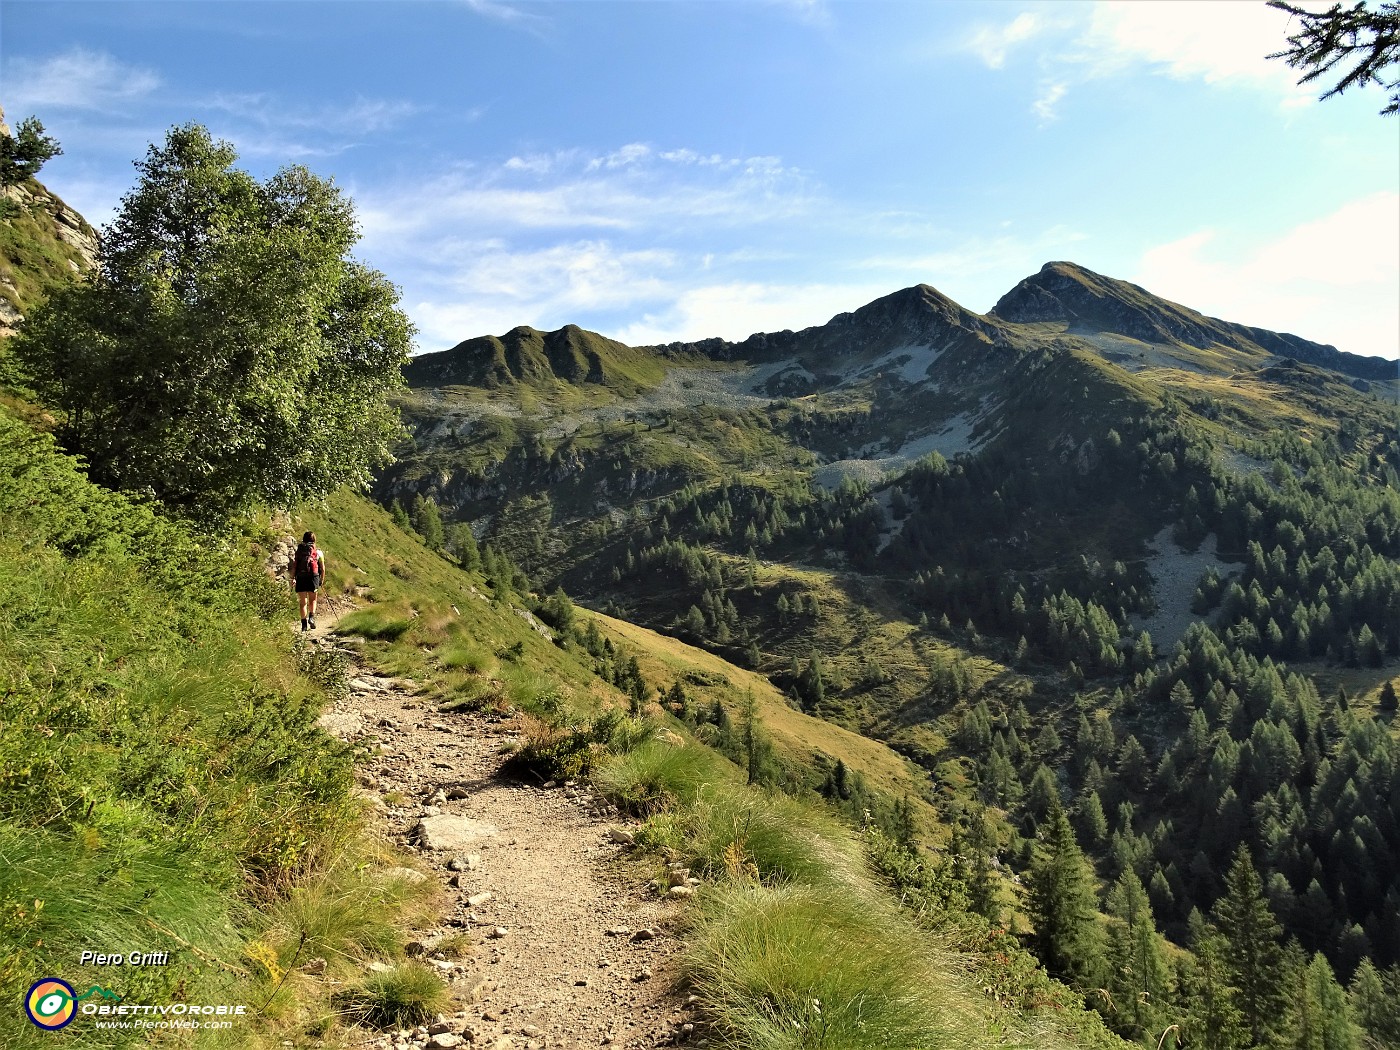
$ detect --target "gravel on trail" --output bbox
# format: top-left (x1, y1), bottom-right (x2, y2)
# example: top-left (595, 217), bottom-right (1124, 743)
top-left (308, 625), bottom-right (700, 1050)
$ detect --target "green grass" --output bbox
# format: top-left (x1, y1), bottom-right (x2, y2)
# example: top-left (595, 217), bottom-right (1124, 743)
top-left (686, 881), bottom-right (976, 1050)
top-left (335, 962), bottom-right (449, 1029)
top-left (593, 738), bottom-right (738, 814)
top-left (0, 412), bottom-right (427, 1049)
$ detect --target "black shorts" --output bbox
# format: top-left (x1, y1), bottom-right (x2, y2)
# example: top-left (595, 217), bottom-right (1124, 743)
top-left (295, 574), bottom-right (322, 593)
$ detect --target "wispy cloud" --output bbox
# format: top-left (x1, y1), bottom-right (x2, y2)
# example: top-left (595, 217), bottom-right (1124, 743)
top-left (765, 0), bottom-right (834, 30)
top-left (612, 280), bottom-right (891, 347)
top-left (458, 0), bottom-right (550, 34)
top-left (4, 47), bottom-right (161, 114)
top-left (1032, 81), bottom-right (1068, 124)
top-left (205, 92), bottom-right (420, 135)
top-left (359, 144), bottom-right (815, 243)
top-left (1136, 192), bottom-right (1400, 356)
top-left (964, 12), bottom-right (1047, 70)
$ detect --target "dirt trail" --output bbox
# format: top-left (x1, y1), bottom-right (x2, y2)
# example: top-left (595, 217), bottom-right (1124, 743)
top-left (308, 624), bottom-right (695, 1050)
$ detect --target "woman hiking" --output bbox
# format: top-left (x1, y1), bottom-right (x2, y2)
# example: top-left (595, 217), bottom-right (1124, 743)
top-left (290, 531), bottom-right (327, 631)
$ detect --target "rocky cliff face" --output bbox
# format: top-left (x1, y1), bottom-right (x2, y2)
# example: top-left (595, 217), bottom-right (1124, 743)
top-left (0, 106), bottom-right (99, 338)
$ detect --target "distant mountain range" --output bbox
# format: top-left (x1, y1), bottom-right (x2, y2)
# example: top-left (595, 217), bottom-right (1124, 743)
top-left (406, 261), bottom-right (1396, 392)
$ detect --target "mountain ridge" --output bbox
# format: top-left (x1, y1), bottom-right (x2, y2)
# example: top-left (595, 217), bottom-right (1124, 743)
top-left (404, 261), bottom-right (1395, 393)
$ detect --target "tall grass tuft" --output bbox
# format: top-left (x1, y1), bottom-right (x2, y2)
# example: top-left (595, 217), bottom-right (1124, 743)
top-left (335, 962), bottom-right (449, 1028)
top-left (592, 739), bottom-right (735, 814)
top-left (668, 785), bottom-right (862, 886)
top-left (687, 881), bottom-right (977, 1050)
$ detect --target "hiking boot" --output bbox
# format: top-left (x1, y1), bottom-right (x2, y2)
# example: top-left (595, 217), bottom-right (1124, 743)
top-left (301, 618), bottom-right (308, 631)
top-left (309, 618), bottom-right (317, 629)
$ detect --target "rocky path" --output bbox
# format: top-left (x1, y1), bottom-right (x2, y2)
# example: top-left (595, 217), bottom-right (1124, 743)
top-left (308, 627), bottom-right (698, 1050)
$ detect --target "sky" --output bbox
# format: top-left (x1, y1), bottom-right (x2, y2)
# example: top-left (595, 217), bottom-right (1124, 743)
top-left (2, 0), bottom-right (1397, 359)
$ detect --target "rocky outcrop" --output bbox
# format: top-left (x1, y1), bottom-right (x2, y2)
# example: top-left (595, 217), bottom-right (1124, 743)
top-left (0, 174), bottom-right (100, 338)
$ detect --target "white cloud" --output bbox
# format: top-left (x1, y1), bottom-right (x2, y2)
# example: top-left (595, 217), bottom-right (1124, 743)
top-left (4, 48), bottom-right (160, 113)
top-left (459, 0), bottom-right (549, 33)
top-left (1032, 81), bottom-right (1068, 123)
top-left (357, 146), bottom-right (815, 247)
top-left (965, 12), bottom-right (1046, 70)
top-left (405, 240), bottom-right (679, 348)
top-left (765, 0), bottom-right (834, 30)
top-left (1081, 1), bottom-right (1310, 104)
top-left (205, 92), bottom-right (420, 134)
top-left (1135, 192), bottom-right (1400, 358)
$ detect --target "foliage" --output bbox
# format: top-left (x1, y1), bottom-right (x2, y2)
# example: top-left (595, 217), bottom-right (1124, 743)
top-left (13, 124), bottom-right (413, 519)
top-left (0, 409), bottom-right (410, 1046)
top-left (0, 115), bottom-right (62, 185)
top-left (1268, 1), bottom-right (1400, 115)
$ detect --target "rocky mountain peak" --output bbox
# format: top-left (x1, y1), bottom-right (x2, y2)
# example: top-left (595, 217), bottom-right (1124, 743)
top-left (990, 261), bottom-right (1221, 347)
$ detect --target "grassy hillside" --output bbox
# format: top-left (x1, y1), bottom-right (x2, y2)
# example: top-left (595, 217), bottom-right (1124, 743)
top-left (295, 489), bottom-right (1132, 1050)
top-left (0, 411), bottom-right (449, 1049)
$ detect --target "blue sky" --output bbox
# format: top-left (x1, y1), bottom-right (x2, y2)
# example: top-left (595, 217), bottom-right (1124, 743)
top-left (2, 0), bottom-right (1397, 358)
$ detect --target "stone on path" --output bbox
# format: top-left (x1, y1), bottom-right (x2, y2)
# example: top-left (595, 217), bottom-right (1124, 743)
top-left (414, 814), bottom-right (499, 852)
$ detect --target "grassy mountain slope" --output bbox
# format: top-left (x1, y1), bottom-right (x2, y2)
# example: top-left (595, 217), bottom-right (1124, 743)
top-left (296, 490), bottom-right (1131, 1050)
top-left (383, 262), bottom-right (1400, 1041)
top-left (0, 410), bottom-right (440, 1050)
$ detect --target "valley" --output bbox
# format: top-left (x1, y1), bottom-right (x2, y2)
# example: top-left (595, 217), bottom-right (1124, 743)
top-left (380, 260), bottom-right (1400, 1041)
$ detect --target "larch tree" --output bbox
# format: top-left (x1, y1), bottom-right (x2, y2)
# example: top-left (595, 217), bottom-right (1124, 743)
top-left (1027, 799), bottom-right (1105, 990)
top-left (1213, 847), bottom-right (1287, 1048)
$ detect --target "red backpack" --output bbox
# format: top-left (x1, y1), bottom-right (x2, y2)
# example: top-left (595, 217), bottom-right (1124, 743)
top-left (294, 542), bottom-right (319, 576)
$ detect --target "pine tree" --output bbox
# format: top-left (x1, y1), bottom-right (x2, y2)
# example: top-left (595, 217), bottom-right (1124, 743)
top-left (410, 493), bottom-right (445, 551)
top-left (1181, 911), bottom-right (1246, 1050)
top-left (1349, 958), bottom-right (1400, 1049)
top-left (1104, 870), bottom-right (1170, 1042)
top-left (1027, 800), bottom-right (1105, 988)
top-left (1213, 847), bottom-right (1286, 1048)
top-left (1293, 951), bottom-right (1359, 1050)
top-left (1379, 679), bottom-right (1398, 713)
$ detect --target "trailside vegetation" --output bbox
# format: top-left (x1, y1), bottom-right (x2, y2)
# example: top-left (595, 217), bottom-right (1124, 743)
top-left (0, 410), bottom-right (441, 1049)
top-left (0, 115), bottom-right (62, 187)
top-left (13, 123), bottom-right (413, 520)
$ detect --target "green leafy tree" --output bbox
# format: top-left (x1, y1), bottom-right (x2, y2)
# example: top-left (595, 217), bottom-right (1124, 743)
top-left (1268, 1), bottom-right (1400, 115)
top-left (1027, 800), bottom-right (1105, 989)
top-left (0, 115), bottom-right (62, 185)
top-left (15, 124), bottom-right (413, 519)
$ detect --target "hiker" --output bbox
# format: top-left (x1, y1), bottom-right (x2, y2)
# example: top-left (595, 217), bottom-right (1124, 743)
top-left (289, 531), bottom-right (326, 631)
